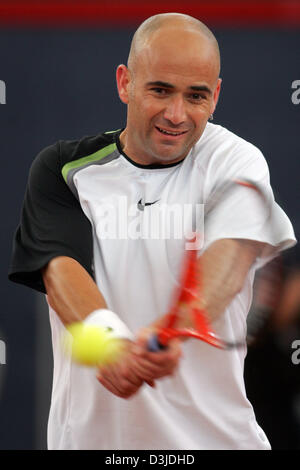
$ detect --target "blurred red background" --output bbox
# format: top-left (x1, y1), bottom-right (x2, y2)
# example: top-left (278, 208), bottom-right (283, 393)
top-left (0, 0), bottom-right (299, 27)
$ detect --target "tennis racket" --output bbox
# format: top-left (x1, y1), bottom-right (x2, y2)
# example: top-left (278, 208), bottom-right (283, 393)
top-left (148, 179), bottom-right (281, 352)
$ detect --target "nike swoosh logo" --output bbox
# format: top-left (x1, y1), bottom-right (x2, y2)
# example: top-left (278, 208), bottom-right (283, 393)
top-left (137, 198), bottom-right (160, 211)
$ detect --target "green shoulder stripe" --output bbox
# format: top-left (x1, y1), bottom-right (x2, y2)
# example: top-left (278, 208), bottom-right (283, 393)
top-left (104, 128), bottom-right (121, 134)
top-left (61, 142), bottom-right (117, 183)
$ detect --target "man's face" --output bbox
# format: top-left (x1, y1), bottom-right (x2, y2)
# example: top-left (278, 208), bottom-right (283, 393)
top-left (117, 29), bottom-right (221, 165)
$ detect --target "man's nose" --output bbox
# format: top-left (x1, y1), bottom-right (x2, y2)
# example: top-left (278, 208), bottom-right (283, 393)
top-left (163, 95), bottom-right (187, 126)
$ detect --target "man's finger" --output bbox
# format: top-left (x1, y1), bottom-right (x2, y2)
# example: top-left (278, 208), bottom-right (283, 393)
top-left (97, 369), bottom-right (142, 398)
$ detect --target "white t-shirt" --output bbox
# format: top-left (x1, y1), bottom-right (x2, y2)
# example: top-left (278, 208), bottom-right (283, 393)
top-left (9, 123), bottom-right (296, 450)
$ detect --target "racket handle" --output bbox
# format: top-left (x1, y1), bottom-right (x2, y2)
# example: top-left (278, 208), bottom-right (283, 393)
top-left (147, 334), bottom-right (167, 352)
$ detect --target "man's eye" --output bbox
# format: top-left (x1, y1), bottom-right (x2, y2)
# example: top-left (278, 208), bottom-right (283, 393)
top-left (190, 93), bottom-right (203, 101)
top-left (152, 88), bottom-right (167, 94)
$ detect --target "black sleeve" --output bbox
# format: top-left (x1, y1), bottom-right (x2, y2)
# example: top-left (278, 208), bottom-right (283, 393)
top-left (8, 142), bottom-right (94, 293)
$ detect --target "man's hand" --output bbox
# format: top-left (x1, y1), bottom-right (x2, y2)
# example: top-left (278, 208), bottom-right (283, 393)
top-left (96, 334), bottom-right (182, 399)
top-left (132, 328), bottom-right (182, 382)
top-left (96, 340), bottom-right (147, 399)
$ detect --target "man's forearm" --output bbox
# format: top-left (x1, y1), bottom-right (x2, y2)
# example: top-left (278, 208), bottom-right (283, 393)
top-left (42, 256), bottom-right (107, 325)
top-left (199, 238), bottom-right (264, 322)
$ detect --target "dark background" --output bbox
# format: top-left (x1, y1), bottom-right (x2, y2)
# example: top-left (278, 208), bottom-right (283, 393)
top-left (0, 0), bottom-right (299, 450)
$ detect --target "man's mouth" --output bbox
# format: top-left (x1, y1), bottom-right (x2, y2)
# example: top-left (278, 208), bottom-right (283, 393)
top-left (155, 126), bottom-right (188, 137)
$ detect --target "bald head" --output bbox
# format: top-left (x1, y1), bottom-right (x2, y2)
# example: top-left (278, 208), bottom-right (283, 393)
top-left (128, 13), bottom-right (220, 77)
top-left (116, 12), bottom-right (222, 165)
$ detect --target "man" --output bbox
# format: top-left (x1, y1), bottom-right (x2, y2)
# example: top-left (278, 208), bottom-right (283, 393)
top-left (9, 13), bottom-right (295, 449)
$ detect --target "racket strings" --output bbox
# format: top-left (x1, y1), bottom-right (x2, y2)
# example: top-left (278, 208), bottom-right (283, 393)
top-left (179, 249), bottom-right (199, 302)
top-left (162, 247), bottom-right (220, 344)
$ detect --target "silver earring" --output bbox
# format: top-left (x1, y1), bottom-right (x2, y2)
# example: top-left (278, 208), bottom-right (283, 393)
top-left (209, 114), bottom-right (214, 121)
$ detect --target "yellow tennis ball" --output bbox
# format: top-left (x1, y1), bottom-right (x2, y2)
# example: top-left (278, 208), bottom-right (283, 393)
top-left (64, 323), bottom-right (121, 366)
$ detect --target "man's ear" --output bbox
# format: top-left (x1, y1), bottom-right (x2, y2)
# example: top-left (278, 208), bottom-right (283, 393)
top-left (116, 64), bottom-right (131, 104)
top-left (211, 78), bottom-right (222, 115)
